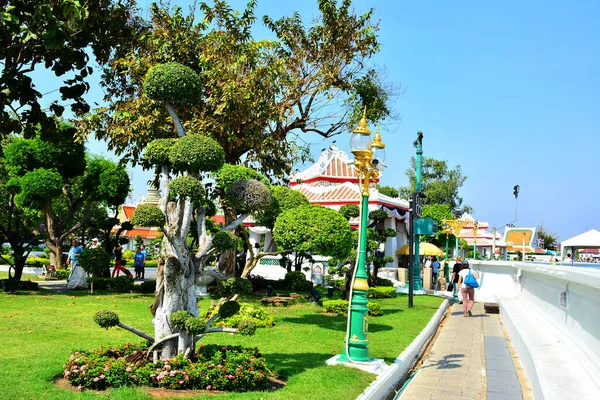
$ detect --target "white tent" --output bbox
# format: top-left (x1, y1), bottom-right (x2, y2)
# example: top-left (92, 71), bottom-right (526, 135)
top-left (560, 229), bottom-right (600, 263)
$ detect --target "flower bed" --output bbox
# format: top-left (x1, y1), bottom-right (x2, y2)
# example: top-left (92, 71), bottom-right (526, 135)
top-left (63, 342), bottom-right (271, 392)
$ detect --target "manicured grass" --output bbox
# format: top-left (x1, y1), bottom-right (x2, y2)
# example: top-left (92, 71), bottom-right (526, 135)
top-left (0, 271), bottom-right (44, 281)
top-left (0, 289), bottom-right (442, 399)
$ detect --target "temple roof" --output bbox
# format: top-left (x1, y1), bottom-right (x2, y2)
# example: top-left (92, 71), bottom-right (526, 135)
top-left (504, 227), bottom-right (545, 253)
top-left (290, 145), bottom-right (377, 185)
top-left (293, 181), bottom-right (409, 209)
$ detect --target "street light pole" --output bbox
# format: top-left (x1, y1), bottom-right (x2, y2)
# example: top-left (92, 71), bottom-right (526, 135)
top-left (413, 132), bottom-right (424, 292)
top-left (338, 110), bottom-right (386, 363)
top-left (473, 221), bottom-right (479, 260)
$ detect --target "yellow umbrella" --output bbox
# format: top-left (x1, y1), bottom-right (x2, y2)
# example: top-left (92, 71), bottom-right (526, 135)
top-left (396, 242), bottom-right (445, 256)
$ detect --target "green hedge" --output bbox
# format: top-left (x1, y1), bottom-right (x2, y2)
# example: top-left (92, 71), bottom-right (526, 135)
top-left (86, 276), bottom-right (134, 293)
top-left (367, 286), bottom-right (397, 299)
top-left (322, 299), bottom-right (382, 316)
top-left (284, 271), bottom-right (313, 292)
top-left (56, 269), bottom-right (70, 280)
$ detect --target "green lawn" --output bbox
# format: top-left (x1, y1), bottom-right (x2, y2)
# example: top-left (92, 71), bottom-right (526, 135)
top-left (0, 289), bottom-right (442, 400)
top-left (0, 271), bottom-right (44, 281)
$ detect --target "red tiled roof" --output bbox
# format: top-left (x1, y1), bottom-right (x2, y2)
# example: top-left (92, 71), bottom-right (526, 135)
top-left (295, 185), bottom-right (361, 203)
top-left (324, 158), bottom-right (359, 180)
top-left (122, 205), bottom-right (136, 221)
top-left (210, 215), bottom-right (225, 225)
top-left (120, 228), bottom-right (162, 239)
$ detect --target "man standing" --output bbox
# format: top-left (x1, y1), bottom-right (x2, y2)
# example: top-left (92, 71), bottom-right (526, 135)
top-left (88, 238), bottom-right (100, 249)
top-left (431, 256), bottom-right (440, 286)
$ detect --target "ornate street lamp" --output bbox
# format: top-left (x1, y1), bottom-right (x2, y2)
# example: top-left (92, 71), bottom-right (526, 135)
top-left (442, 223), bottom-right (454, 280)
top-left (472, 221), bottom-right (479, 260)
top-left (338, 110), bottom-right (385, 364)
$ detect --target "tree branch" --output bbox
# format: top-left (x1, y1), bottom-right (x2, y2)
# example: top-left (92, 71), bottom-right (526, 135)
top-left (145, 333), bottom-right (178, 358)
top-left (165, 103), bottom-right (186, 137)
top-left (205, 327), bottom-right (238, 334)
top-left (117, 322), bottom-right (155, 342)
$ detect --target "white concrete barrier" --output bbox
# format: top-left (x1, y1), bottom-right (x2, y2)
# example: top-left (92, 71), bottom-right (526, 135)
top-left (470, 261), bottom-right (600, 399)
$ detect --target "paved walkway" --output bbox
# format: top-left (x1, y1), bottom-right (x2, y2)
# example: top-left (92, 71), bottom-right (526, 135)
top-left (399, 303), bottom-right (524, 400)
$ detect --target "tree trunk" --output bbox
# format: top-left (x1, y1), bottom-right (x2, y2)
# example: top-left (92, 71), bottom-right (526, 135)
top-left (218, 208), bottom-right (238, 277)
top-left (48, 242), bottom-right (65, 270)
top-left (10, 250), bottom-right (26, 281)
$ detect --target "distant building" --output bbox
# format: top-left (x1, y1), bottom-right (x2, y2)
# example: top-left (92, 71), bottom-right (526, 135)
top-left (458, 213), bottom-right (506, 259)
top-left (114, 181), bottom-right (162, 250)
top-left (503, 226), bottom-right (545, 254)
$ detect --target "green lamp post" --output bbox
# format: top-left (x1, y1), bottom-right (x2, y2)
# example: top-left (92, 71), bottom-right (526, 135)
top-left (472, 221), bottom-right (479, 260)
top-left (412, 132), bottom-right (424, 291)
top-left (443, 224), bottom-right (453, 280)
top-left (338, 111), bottom-right (385, 363)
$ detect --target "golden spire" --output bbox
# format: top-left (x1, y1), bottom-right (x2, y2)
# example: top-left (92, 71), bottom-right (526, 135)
top-left (371, 123), bottom-right (385, 148)
top-left (352, 106), bottom-right (371, 135)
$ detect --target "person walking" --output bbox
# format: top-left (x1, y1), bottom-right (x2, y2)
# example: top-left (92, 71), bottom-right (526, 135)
top-left (66, 240), bottom-right (87, 289)
top-left (431, 256), bottom-right (440, 286)
top-left (139, 244), bottom-right (147, 280)
top-left (458, 264), bottom-right (479, 317)
top-left (112, 246), bottom-right (132, 277)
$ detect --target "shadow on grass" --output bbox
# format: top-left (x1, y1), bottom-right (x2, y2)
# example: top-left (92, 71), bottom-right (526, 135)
top-left (281, 313), bottom-right (394, 333)
top-left (267, 352), bottom-right (335, 377)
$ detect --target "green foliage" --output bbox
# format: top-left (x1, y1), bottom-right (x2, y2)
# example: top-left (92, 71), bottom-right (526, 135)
top-left (537, 224), bottom-right (558, 250)
top-left (109, 276), bottom-right (134, 293)
top-left (212, 230), bottom-right (236, 252)
top-left (218, 277), bottom-right (253, 296)
top-left (169, 135), bottom-right (225, 173)
top-left (144, 138), bottom-right (175, 167)
top-left (215, 164), bottom-right (266, 194)
top-left (274, 205), bottom-right (353, 259)
top-left (237, 319), bottom-right (257, 336)
top-left (219, 303), bottom-right (275, 329)
top-left (15, 168), bottom-right (63, 206)
top-left (138, 279), bottom-right (156, 294)
top-left (55, 269), bottom-right (70, 280)
top-left (144, 62), bottom-right (202, 106)
top-left (79, 248), bottom-right (111, 276)
top-left (322, 299), bottom-right (382, 316)
top-left (367, 286), bottom-right (397, 298)
top-left (170, 310), bottom-right (191, 331)
top-left (184, 318), bottom-right (207, 335)
top-left (85, 157), bottom-right (131, 206)
top-left (339, 204), bottom-right (360, 220)
top-left (168, 176), bottom-right (205, 201)
top-left (399, 156), bottom-right (468, 210)
top-left (373, 277), bottom-right (394, 287)
top-left (227, 179), bottom-right (272, 212)
top-left (377, 185), bottom-right (398, 198)
top-left (122, 249), bottom-right (135, 260)
top-left (284, 271), bottom-right (313, 292)
top-left (369, 208), bottom-right (388, 222)
top-left (0, 0), bottom-right (138, 138)
top-left (93, 310), bottom-right (120, 329)
top-left (217, 301), bottom-right (241, 319)
top-left (131, 204), bottom-right (165, 227)
top-left (255, 185), bottom-right (310, 228)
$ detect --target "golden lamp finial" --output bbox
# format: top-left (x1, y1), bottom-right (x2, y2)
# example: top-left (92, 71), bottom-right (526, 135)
top-left (371, 123), bottom-right (385, 149)
top-left (353, 106), bottom-right (371, 135)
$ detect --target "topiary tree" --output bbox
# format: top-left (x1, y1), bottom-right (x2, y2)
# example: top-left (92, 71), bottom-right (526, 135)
top-left (112, 62), bottom-right (273, 359)
top-left (3, 124), bottom-right (130, 269)
top-left (273, 205), bottom-right (353, 272)
top-left (79, 248), bottom-right (111, 294)
top-left (339, 204), bottom-right (360, 220)
top-left (240, 185), bottom-right (310, 277)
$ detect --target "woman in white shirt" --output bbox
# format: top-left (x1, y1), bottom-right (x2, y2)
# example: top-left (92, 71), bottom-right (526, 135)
top-left (457, 264), bottom-right (478, 317)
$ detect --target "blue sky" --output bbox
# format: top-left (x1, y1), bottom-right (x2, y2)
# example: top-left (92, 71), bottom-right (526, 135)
top-left (32, 0), bottom-right (600, 240)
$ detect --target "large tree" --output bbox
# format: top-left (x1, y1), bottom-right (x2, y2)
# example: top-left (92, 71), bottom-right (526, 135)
top-left (3, 123), bottom-right (130, 268)
top-left (0, 140), bottom-right (43, 281)
top-left (0, 0), bottom-right (140, 139)
top-left (126, 61), bottom-right (272, 359)
top-left (85, 0), bottom-right (392, 180)
top-left (399, 156), bottom-right (469, 211)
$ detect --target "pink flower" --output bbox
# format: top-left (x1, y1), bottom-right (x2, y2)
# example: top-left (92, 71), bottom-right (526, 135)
top-left (64, 371), bottom-right (70, 377)
top-left (104, 365), bottom-right (109, 371)
top-left (77, 385), bottom-right (82, 391)
top-left (100, 374), bottom-right (105, 379)
top-left (221, 346), bottom-right (227, 351)
top-left (124, 345), bottom-right (129, 349)
top-left (170, 371), bottom-right (176, 376)
top-left (165, 364), bottom-right (171, 371)
top-left (93, 377), bottom-right (100, 383)
top-left (73, 369), bottom-right (79, 374)
top-left (206, 385), bottom-right (212, 390)
top-left (126, 367), bottom-right (132, 373)
top-left (131, 374), bottom-right (137, 379)
top-left (178, 380), bottom-right (184, 384)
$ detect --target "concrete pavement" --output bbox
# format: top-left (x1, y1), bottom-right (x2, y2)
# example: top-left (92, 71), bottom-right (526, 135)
top-left (399, 302), bottom-right (525, 400)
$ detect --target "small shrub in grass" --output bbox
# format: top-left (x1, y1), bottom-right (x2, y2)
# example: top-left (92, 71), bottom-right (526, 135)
top-left (87, 277), bottom-right (109, 290)
top-left (367, 286), bottom-right (396, 298)
top-left (63, 342), bottom-right (270, 392)
top-left (138, 279), bottom-right (156, 293)
top-left (284, 271), bottom-right (313, 292)
top-left (322, 299), bottom-right (383, 316)
top-left (110, 276), bottom-right (134, 293)
top-left (219, 303), bottom-right (274, 328)
top-left (18, 280), bottom-right (38, 290)
top-left (217, 277), bottom-right (253, 296)
top-left (55, 269), bottom-right (69, 280)
top-left (373, 277), bottom-right (394, 287)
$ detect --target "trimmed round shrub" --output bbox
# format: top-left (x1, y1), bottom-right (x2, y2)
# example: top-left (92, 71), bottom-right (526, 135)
top-left (143, 62), bottom-right (202, 106)
top-left (170, 310), bottom-right (191, 331)
top-left (215, 164), bottom-right (266, 194)
top-left (94, 310), bottom-right (120, 329)
top-left (218, 277), bottom-right (253, 296)
top-left (339, 204), bottom-right (360, 220)
top-left (184, 317), bottom-right (207, 335)
top-left (284, 271), bottom-right (313, 292)
top-left (369, 208), bottom-right (388, 222)
top-left (16, 168), bottom-right (63, 206)
top-left (367, 286), bottom-right (397, 298)
top-left (169, 135), bottom-right (225, 173)
top-left (238, 319), bottom-right (257, 336)
top-left (322, 299), bottom-right (348, 315)
top-left (138, 279), bottom-right (156, 294)
top-left (368, 302), bottom-right (383, 316)
top-left (256, 185), bottom-right (310, 228)
top-left (169, 175), bottom-right (205, 201)
top-left (131, 204), bottom-right (165, 227)
top-left (227, 179), bottom-right (271, 212)
top-left (79, 248), bottom-right (111, 276)
top-left (144, 138), bottom-right (175, 167)
top-left (218, 301), bottom-right (241, 319)
top-left (219, 303), bottom-right (275, 328)
top-left (373, 277), bottom-right (394, 287)
top-left (212, 230), bottom-right (236, 252)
